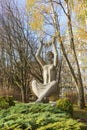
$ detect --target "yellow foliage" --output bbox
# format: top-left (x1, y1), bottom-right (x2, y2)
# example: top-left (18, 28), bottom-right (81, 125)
top-left (26, 0), bottom-right (36, 10)
top-left (39, 4), bottom-right (51, 14)
top-left (74, 1), bottom-right (87, 24)
top-left (26, 0), bottom-right (51, 31)
top-left (30, 10), bottom-right (44, 30)
top-left (77, 28), bottom-right (87, 40)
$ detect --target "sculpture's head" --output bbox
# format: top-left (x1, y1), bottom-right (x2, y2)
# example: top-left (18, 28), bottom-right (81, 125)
top-left (46, 51), bottom-right (54, 63)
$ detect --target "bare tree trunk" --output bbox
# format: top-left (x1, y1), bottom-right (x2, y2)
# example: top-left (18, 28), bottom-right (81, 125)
top-left (50, 0), bottom-right (85, 108)
top-left (21, 86), bottom-right (27, 103)
top-left (66, 1), bottom-right (85, 108)
top-left (57, 59), bottom-right (62, 98)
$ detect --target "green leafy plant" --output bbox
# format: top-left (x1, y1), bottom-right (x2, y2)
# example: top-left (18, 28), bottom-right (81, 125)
top-left (5, 96), bottom-right (15, 106)
top-left (0, 96), bottom-right (15, 109)
top-left (56, 98), bottom-right (73, 116)
top-left (0, 103), bottom-right (86, 130)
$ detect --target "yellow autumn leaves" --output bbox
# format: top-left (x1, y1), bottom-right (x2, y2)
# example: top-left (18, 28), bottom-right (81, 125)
top-left (26, 0), bottom-right (50, 31)
top-left (26, 0), bottom-right (36, 10)
top-left (30, 10), bottom-right (44, 31)
top-left (74, 1), bottom-right (87, 25)
top-left (77, 28), bottom-right (87, 41)
top-left (26, 0), bottom-right (43, 30)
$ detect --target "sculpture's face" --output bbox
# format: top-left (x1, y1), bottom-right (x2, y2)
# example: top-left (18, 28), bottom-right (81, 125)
top-left (46, 51), bottom-right (54, 63)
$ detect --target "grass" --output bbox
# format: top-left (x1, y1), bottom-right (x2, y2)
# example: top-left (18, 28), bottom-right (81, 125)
top-left (73, 105), bottom-right (87, 124)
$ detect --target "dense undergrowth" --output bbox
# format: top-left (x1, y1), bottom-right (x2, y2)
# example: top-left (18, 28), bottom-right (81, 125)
top-left (0, 96), bottom-right (15, 109)
top-left (0, 103), bottom-right (86, 130)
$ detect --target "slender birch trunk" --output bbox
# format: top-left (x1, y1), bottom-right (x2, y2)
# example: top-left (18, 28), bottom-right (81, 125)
top-left (50, 0), bottom-right (85, 108)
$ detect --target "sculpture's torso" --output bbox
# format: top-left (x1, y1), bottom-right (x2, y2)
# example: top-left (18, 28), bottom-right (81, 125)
top-left (43, 64), bottom-right (56, 85)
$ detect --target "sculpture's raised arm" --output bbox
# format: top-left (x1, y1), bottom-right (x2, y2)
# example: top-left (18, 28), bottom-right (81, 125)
top-left (36, 41), bottom-right (45, 68)
top-left (52, 37), bottom-right (58, 67)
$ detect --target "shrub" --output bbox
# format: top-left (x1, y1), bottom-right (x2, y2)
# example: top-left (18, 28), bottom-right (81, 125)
top-left (0, 96), bottom-right (15, 109)
top-left (0, 98), bottom-right (9, 109)
top-left (0, 103), bottom-right (86, 130)
top-left (56, 98), bottom-right (73, 116)
top-left (37, 119), bottom-right (85, 130)
top-left (5, 96), bottom-right (15, 106)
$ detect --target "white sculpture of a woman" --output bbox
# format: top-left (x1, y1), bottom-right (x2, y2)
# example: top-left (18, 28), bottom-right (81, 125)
top-left (32, 37), bottom-right (58, 102)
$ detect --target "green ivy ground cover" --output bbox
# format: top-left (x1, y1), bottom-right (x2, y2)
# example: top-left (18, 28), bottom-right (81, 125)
top-left (0, 103), bottom-right (86, 130)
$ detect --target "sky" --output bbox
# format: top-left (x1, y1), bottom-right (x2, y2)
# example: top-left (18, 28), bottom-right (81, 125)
top-left (15, 0), bottom-right (25, 8)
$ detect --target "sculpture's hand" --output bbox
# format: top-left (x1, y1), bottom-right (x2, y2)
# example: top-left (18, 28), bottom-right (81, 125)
top-left (36, 40), bottom-right (45, 68)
